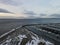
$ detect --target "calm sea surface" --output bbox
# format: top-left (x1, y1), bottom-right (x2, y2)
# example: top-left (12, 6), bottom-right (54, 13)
top-left (0, 18), bottom-right (60, 36)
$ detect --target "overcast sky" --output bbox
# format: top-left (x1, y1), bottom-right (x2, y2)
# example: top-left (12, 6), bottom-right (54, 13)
top-left (0, 0), bottom-right (60, 18)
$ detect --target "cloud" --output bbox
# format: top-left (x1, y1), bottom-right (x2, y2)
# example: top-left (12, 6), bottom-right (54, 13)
top-left (23, 10), bottom-right (37, 15)
top-left (0, 0), bottom-right (60, 18)
top-left (0, 8), bottom-right (13, 13)
top-left (0, 0), bottom-right (22, 6)
top-left (0, 3), bottom-right (24, 14)
top-left (50, 0), bottom-right (60, 8)
top-left (40, 14), bottom-right (47, 16)
top-left (50, 14), bottom-right (60, 18)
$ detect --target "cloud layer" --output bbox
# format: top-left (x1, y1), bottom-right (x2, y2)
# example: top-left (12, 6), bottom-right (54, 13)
top-left (0, 0), bottom-right (22, 6)
top-left (50, 14), bottom-right (60, 18)
top-left (23, 10), bottom-right (37, 15)
top-left (0, 8), bottom-right (13, 13)
top-left (0, 0), bottom-right (60, 18)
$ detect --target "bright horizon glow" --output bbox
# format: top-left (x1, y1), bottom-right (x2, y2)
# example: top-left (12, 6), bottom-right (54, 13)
top-left (0, 13), bottom-right (32, 19)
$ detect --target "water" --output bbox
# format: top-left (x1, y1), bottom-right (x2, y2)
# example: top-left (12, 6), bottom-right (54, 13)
top-left (1, 34), bottom-right (54, 45)
top-left (0, 18), bottom-right (60, 36)
top-left (0, 18), bottom-right (59, 45)
top-left (0, 18), bottom-right (60, 24)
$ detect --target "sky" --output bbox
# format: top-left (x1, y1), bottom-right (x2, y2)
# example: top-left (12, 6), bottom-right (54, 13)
top-left (0, 0), bottom-right (60, 18)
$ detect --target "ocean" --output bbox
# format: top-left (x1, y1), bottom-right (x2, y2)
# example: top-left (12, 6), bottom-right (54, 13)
top-left (0, 18), bottom-right (60, 45)
top-left (0, 18), bottom-right (60, 36)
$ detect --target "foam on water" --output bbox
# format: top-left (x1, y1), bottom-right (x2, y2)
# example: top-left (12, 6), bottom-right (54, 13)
top-left (1, 33), bottom-right (54, 45)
